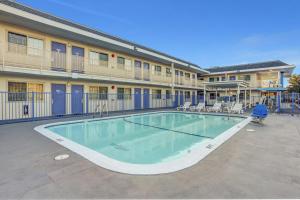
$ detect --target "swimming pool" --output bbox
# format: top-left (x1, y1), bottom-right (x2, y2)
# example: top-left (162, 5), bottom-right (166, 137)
top-left (35, 112), bottom-right (251, 174)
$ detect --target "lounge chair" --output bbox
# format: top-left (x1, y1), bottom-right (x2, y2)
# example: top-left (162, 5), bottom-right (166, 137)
top-left (207, 102), bottom-right (222, 112)
top-left (176, 102), bottom-right (192, 111)
top-left (190, 102), bottom-right (205, 112)
top-left (229, 103), bottom-right (243, 114)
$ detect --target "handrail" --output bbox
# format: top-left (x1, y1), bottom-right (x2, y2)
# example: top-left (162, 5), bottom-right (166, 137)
top-left (2, 42), bottom-right (199, 87)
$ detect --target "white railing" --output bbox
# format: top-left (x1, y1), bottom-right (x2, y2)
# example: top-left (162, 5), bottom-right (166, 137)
top-left (71, 55), bottom-right (84, 73)
top-left (143, 69), bottom-right (150, 81)
top-left (51, 51), bottom-right (66, 71)
top-left (2, 42), bottom-right (198, 86)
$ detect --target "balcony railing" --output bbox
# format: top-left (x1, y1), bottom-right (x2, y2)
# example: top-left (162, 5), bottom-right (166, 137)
top-left (1, 42), bottom-right (198, 87)
top-left (71, 55), bottom-right (84, 73)
top-left (51, 51), bottom-right (66, 71)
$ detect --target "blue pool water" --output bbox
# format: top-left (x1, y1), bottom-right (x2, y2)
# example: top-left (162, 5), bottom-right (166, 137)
top-left (48, 112), bottom-right (244, 164)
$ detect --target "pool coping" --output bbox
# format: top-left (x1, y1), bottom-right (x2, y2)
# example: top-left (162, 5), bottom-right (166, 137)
top-left (34, 111), bottom-right (252, 175)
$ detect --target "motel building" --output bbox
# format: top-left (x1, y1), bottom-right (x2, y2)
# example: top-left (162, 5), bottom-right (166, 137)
top-left (0, 1), bottom-right (296, 122)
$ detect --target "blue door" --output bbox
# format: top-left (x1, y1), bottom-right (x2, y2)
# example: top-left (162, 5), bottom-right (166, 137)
top-left (71, 85), bottom-right (84, 114)
top-left (174, 91), bottom-right (179, 107)
top-left (180, 91), bottom-right (184, 105)
top-left (51, 84), bottom-right (66, 116)
top-left (192, 91), bottom-right (196, 105)
top-left (143, 88), bottom-right (150, 109)
top-left (134, 88), bottom-right (142, 110)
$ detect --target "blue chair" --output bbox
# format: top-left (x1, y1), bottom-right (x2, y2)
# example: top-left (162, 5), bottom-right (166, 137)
top-left (252, 104), bottom-right (268, 122)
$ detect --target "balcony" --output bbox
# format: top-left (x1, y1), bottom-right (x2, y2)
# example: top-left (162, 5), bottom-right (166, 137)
top-left (0, 42), bottom-right (175, 86)
top-left (51, 51), bottom-right (66, 71)
top-left (71, 54), bottom-right (84, 73)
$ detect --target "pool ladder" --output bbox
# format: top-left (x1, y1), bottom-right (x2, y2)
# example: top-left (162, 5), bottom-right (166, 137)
top-left (93, 103), bottom-right (109, 118)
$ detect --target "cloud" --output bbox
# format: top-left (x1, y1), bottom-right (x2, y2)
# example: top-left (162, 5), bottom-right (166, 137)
top-left (46, 0), bottom-right (133, 26)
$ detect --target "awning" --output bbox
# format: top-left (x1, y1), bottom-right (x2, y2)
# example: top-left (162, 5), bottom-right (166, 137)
top-left (257, 87), bottom-right (287, 92)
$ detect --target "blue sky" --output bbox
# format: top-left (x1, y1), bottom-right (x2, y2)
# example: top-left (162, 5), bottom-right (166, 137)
top-left (18, 0), bottom-right (300, 74)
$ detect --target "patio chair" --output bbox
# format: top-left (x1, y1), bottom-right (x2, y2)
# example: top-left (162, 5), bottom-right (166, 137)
top-left (176, 102), bottom-right (192, 111)
top-left (229, 103), bottom-right (244, 114)
top-left (223, 101), bottom-right (235, 112)
top-left (252, 104), bottom-right (268, 123)
top-left (207, 102), bottom-right (222, 112)
top-left (190, 102), bottom-right (205, 112)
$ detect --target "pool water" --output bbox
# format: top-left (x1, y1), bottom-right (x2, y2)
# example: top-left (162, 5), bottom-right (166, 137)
top-left (48, 112), bottom-right (244, 164)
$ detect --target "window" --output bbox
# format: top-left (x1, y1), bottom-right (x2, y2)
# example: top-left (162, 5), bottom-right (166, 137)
top-left (135, 60), bottom-right (142, 68)
top-left (166, 90), bottom-right (171, 99)
top-left (154, 65), bottom-right (162, 75)
top-left (210, 93), bottom-right (216, 100)
top-left (216, 77), bottom-right (220, 82)
top-left (28, 83), bottom-right (44, 100)
top-left (117, 88), bottom-right (131, 99)
top-left (152, 89), bottom-right (162, 99)
top-left (72, 46), bottom-right (84, 57)
top-left (89, 86), bottom-right (108, 100)
top-left (28, 37), bottom-right (43, 56)
top-left (51, 41), bottom-right (66, 53)
top-left (143, 62), bottom-right (150, 70)
top-left (99, 53), bottom-right (108, 61)
top-left (8, 82), bottom-right (27, 101)
top-left (89, 52), bottom-right (99, 66)
top-left (117, 56), bottom-right (125, 69)
top-left (89, 52), bottom-right (108, 67)
top-left (99, 53), bottom-right (108, 67)
top-left (8, 32), bottom-right (27, 54)
top-left (229, 75), bottom-right (236, 81)
top-left (166, 68), bottom-right (172, 77)
top-left (175, 70), bottom-right (179, 76)
top-left (209, 77), bottom-right (215, 82)
top-left (180, 71), bottom-right (184, 77)
top-left (221, 76), bottom-right (226, 81)
top-left (192, 74), bottom-right (196, 79)
top-left (239, 74), bottom-right (251, 81)
top-left (8, 82), bottom-right (44, 101)
top-left (185, 73), bottom-right (190, 80)
top-left (245, 75), bottom-right (251, 81)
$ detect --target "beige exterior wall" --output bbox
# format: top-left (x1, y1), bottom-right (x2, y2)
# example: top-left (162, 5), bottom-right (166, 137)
top-left (0, 74), bottom-right (197, 120)
top-left (0, 22), bottom-right (198, 89)
top-left (201, 71), bottom-right (282, 89)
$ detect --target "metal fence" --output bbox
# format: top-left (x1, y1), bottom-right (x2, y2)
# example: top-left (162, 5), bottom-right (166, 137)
top-left (0, 92), bottom-right (205, 124)
top-left (1, 91), bottom-right (299, 124)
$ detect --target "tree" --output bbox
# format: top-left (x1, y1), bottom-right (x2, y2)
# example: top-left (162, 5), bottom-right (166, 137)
top-left (288, 74), bottom-right (300, 93)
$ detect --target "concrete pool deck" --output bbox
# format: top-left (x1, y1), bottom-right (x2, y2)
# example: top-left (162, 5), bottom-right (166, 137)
top-left (0, 111), bottom-right (300, 198)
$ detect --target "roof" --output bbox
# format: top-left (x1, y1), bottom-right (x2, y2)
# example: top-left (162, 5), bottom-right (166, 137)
top-left (0, 0), bottom-right (209, 73)
top-left (257, 87), bottom-right (287, 92)
top-left (206, 60), bottom-right (291, 73)
top-left (203, 80), bottom-right (249, 89)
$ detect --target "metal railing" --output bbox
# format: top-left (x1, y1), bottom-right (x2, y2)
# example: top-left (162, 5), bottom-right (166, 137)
top-left (0, 92), bottom-right (207, 123)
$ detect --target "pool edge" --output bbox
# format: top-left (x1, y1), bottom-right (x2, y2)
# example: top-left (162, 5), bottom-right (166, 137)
top-left (34, 111), bottom-right (252, 175)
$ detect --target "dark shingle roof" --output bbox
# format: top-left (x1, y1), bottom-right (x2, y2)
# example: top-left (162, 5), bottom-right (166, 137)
top-left (206, 60), bottom-right (290, 73)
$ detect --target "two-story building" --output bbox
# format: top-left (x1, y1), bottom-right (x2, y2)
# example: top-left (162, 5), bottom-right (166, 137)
top-left (0, 1), bottom-right (296, 122)
top-left (200, 60), bottom-right (295, 106)
top-left (0, 0), bottom-right (209, 120)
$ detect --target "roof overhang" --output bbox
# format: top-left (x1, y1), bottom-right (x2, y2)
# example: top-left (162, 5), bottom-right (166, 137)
top-left (257, 87), bottom-right (287, 92)
top-left (0, 2), bottom-right (209, 74)
top-left (203, 80), bottom-right (249, 89)
top-left (206, 65), bottom-right (296, 76)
